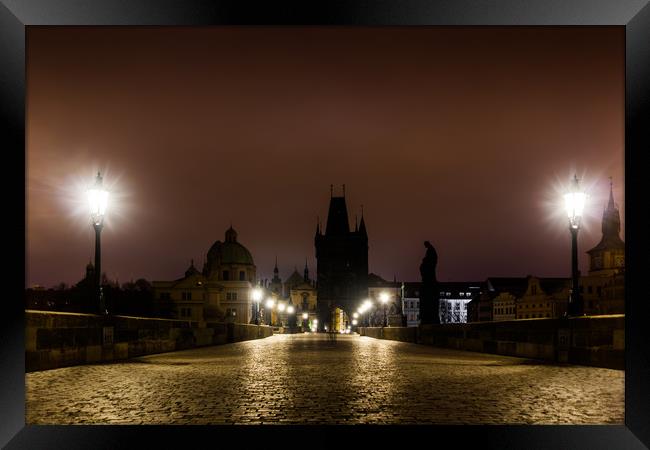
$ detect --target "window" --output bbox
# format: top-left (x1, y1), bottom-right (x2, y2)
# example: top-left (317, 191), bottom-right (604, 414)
top-left (180, 308), bottom-right (191, 317)
top-left (531, 285), bottom-right (537, 295)
top-left (226, 292), bottom-right (238, 301)
top-left (181, 292), bottom-right (192, 300)
top-left (222, 270), bottom-right (229, 281)
top-left (239, 271), bottom-right (246, 281)
top-left (160, 292), bottom-right (171, 300)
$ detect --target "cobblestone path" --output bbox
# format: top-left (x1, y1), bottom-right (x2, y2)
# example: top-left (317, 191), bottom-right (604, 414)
top-left (26, 333), bottom-right (624, 424)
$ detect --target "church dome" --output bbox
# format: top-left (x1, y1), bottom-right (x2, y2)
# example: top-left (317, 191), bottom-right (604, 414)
top-left (205, 227), bottom-right (255, 275)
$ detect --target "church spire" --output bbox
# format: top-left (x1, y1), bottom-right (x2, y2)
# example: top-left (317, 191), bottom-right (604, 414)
top-left (304, 259), bottom-right (309, 282)
top-left (602, 178), bottom-right (620, 237)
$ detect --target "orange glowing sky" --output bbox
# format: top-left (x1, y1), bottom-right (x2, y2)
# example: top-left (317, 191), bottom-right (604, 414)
top-left (26, 26), bottom-right (624, 288)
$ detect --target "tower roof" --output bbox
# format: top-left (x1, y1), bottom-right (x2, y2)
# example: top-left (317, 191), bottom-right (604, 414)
top-left (325, 196), bottom-right (350, 235)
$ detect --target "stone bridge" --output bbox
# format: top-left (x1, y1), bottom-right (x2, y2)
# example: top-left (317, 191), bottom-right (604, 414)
top-left (26, 331), bottom-right (623, 425)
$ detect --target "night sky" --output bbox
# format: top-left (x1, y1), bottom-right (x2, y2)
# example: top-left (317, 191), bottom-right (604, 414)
top-left (26, 27), bottom-right (624, 288)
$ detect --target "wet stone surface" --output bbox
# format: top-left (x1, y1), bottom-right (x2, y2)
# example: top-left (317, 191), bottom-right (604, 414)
top-left (26, 333), bottom-right (624, 425)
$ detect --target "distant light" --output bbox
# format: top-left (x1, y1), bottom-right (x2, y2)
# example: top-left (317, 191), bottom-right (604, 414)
top-left (302, 313), bottom-right (308, 319)
top-left (352, 319), bottom-right (358, 325)
top-left (266, 298), bottom-right (275, 309)
top-left (353, 312), bottom-right (359, 319)
top-left (313, 319), bottom-right (318, 323)
top-left (287, 305), bottom-right (295, 314)
top-left (379, 292), bottom-right (389, 304)
top-left (278, 303), bottom-right (286, 312)
top-left (252, 288), bottom-right (263, 302)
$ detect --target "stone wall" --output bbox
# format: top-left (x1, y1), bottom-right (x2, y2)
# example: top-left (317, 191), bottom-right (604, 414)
top-left (25, 310), bottom-right (273, 372)
top-left (359, 315), bottom-right (624, 369)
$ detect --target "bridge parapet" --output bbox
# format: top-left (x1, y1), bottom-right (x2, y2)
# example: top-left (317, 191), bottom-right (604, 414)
top-left (25, 310), bottom-right (273, 372)
top-left (359, 315), bottom-right (624, 369)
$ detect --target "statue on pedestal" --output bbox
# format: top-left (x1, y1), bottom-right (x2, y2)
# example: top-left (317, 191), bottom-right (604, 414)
top-left (419, 241), bottom-right (440, 325)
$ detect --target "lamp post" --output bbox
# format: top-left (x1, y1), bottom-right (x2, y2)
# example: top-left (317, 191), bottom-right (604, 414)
top-left (564, 174), bottom-right (587, 317)
top-left (380, 291), bottom-right (389, 327)
top-left (302, 312), bottom-right (309, 332)
top-left (251, 287), bottom-right (263, 325)
top-left (87, 172), bottom-right (109, 315)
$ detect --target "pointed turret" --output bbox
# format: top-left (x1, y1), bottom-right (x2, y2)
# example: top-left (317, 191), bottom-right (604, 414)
top-left (359, 214), bottom-right (367, 237)
top-left (602, 178), bottom-right (621, 237)
top-left (185, 259), bottom-right (199, 278)
top-left (304, 259), bottom-right (310, 282)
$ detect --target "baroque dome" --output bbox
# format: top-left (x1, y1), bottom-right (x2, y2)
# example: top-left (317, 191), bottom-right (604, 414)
top-left (205, 227), bottom-right (255, 276)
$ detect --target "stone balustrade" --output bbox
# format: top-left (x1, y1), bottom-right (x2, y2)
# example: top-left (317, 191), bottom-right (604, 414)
top-left (359, 315), bottom-right (624, 369)
top-left (25, 310), bottom-right (273, 372)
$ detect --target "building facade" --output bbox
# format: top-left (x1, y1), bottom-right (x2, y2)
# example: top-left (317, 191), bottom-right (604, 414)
top-left (515, 276), bottom-right (570, 320)
top-left (152, 226), bottom-right (256, 323)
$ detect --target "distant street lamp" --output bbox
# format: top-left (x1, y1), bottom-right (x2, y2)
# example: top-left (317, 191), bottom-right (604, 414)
top-left (265, 298), bottom-right (275, 325)
top-left (302, 312), bottom-right (309, 332)
top-left (251, 287), bottom-right (263, 325)
top-left (87, 172), bottom-right (109, 315)
top-left (361, 299), bottom-right (372, 326)
top-left (564, 174), bottom-right (587, 316)
top-left (380, 291), bottom-right (389, 327)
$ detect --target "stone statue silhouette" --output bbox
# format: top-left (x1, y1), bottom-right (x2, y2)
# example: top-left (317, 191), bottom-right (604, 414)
top-left (419, 241), bottom-right (440, 325)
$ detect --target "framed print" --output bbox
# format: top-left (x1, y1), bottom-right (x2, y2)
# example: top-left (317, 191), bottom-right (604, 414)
top-left (2, 0), bottom-right (649, 448)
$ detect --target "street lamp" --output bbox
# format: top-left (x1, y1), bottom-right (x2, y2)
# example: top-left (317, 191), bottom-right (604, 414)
top-left (564, 174), bottom-right (587, 316)
top-left (302, 312), bottom-right (309, 332)
top-left (251, 287), bottom-right (263, 325)
top-left (362, 299), bottom-right (372, 326)
top-left (87, 172), bottom-right (109, 315)
top-left (379, 291), bottom-right (389, 327)
top-left (265, 298), bottom-right (275, 325)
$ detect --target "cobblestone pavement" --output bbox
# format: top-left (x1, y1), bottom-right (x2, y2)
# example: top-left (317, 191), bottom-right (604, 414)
top-left (26, 333), bottom-right (624, 425)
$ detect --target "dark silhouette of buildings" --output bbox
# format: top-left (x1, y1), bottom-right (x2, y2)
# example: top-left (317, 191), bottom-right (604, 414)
top-left (315, 185), bottom-right (368, 331)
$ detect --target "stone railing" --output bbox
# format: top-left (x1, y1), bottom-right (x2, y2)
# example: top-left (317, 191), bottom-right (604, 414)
top-left (359, 315), bottom-right (624, 370)
top-left (25, 310), bottom-right (273, 372)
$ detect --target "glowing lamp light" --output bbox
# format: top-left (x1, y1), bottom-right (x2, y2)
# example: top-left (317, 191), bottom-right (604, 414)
top-left (302, 313), bottom-right (308, 319)
top-left (287, 305), bottom-right (295, 314)
top-left (266, 298), bottom-right (275, 309)
top-left (564, 174), bottom-right (587, 229)
top-left (87, 172), bottom-right (109, 226)
top-left (353, 312), bottom-right (359, 319)
top-left (379, 292), bottom-right (390, 304)
top-left (278, 303), bottom-right (286, 312)
top-left (352, 319), bottom-right (358, 325)
top-left (252, 288), bottom-right (263, 302)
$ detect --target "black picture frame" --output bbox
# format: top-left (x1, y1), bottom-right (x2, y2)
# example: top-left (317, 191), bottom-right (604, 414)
top-left (2, 1), bottom-right (649, 448)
